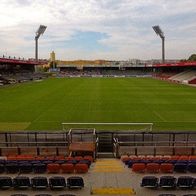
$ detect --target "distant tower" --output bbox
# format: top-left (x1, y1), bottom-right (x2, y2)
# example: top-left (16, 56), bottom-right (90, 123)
top-left (50, 51), bottom-right (56, 68)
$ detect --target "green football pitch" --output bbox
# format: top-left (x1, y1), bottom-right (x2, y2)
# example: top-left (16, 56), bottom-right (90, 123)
top-left (0, 77), bottom-right (195, 131)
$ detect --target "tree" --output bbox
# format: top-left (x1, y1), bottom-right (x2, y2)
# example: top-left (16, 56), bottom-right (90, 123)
top-left (188, 54), bottom-right (196, 61)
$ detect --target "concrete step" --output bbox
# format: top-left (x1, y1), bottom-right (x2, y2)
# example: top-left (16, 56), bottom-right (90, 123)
top-left (97, 152), bottom-right (115, 158)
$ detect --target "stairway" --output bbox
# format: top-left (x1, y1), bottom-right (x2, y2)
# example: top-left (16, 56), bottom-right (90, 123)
top-left (97, 132), bottom-right (114, 158)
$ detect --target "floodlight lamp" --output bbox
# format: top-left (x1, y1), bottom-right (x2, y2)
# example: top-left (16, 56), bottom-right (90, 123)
top-left (152, 25), bottom-right (164, 39)
top-left (35, 25), bottom-right (47, 39)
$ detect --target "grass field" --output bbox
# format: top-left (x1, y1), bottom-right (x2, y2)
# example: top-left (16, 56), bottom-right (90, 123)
top-left (0, 77), bottom-right (196, 131)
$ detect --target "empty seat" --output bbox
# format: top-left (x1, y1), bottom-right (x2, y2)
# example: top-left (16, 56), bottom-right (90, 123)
top-left (67, 176), bottom-right (84, 189)
top-left (31, 177), bottom-right (48, 189)
top-left (49, 176), bottom-right (66, 189)
top-left (13, 176), bottom-right (30, 189)
top-left (160, 163), bottom-right (174, 173)
top-left (140, 176), bottom-right (159, 188)
top-left (192, 178), bottom-right (196, 188)
top-left (78, 159), bottom-right (91, 167)
top-left (47, 163), bottom-right (60, 173)
top-left (6, 163), bottom-right (19, 173)
top-left (58, 195), bottom-right (76, 196)
top-left (19, 163), bottom-right (32, 173)
top-left (61, 163), bottom-right (74, 173)
top-left (132, 163), bottom-right (146, 172)
top-left (187, 163), bottom-right (196, 173)
top-left (183, 195), bottom-right (196, 196)
top-left (75, 163), bottom-right (88, 173)
top-left (174, 163), bottom-right (187, 173)
top-left (0, 176), bottom-right (12, 189)
top-left (159, 176), bottom-right (177, 188)
top-left (33, 163), bottom-right (47, 173)
top-left (0, 164), bottom-right (5, 173)
top-left (146, 163), bottom-right (160, 173)
top-left (74, 156), bottom-right (83, 162)
top-left (84, 155), bottom-right (93, 162)
top-left (177, 176), bottom-right (194, 189)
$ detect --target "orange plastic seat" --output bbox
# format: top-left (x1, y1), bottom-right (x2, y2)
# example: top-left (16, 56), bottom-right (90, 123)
top-left (47, 163), bottom-right (60, 173)
top-left (75, 156), bottom-right (83, 162)
top-left (65, 156), bottom-right (74, 161)
top-left (61, 163), bottom-right (74, 173)
top-left (160, 163), bottom-right (174, 173)
top-left (179, 155), bottom-right (189, 161)
top-left (146, 163), bottom-right (160, 173)
top-left (75, 163), bottom-right (88, 173)
top-left (132, 163), bottom-right (146, 172)
top-left (84, 155), bottom-right (93, 162)
top-left (55, 155), bottom-right (65, 160)
top-left (170, 155), bottom-right (180, 160)
top-left (189, 156), bottom-right (196, 161)
top-left (121, 155), bottom-right (129, 160)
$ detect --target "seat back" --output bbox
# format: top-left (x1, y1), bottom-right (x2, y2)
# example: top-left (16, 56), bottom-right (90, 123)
top-left (146, 163), bottom-right (160, 173)
top-left (47, 163), bottom-right (60, 173)
top-left (75, 163), bottom-right (88, 173)
top-left (132, 163), bottom-right (146, 172)
top-left (160, 163), bottom-right (174, 173)
top-left (61, 164), bottom-right (75, 173)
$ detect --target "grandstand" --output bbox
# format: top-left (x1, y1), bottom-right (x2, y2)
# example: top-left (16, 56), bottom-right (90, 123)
top-left (0, 55), bottom-right (196, 196)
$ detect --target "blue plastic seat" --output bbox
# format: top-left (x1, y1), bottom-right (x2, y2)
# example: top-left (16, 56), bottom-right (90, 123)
top-left (13, 176), bottom-right (30, 189)
top-left (159, 176), bottom-right (177, 188)
top-left (177, 176), bottom-right (194, 189)
top-left (174, 163), bottom-right (187, 173)
top-left (67, 176), bottom-right (84, 189)
top-left (0, 176), bottom-right (12, 189)
top-left (31, 176), bottom-right (48, 189)
top-left (6, 163), bottom-right (19, 173)
top-left (141, 176), bottom-right (159, 188)
top-left (49, 176), bottom-right (66, 190)
top-left (187, 163), bottom-right (196, 173)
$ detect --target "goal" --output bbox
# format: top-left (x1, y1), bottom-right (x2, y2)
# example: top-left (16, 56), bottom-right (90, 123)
top-left (62, 122), bottom-right (153, 132)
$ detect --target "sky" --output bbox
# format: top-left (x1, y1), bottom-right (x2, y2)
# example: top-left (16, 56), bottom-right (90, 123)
top-left (0, 0), bottom-right (196, 60)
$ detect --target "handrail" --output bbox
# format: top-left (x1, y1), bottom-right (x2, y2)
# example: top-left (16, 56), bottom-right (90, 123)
top-left (117, 141), bottom-right (196, 145)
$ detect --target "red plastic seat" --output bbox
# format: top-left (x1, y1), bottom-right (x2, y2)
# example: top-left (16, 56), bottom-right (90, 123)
top-left (65, 156), bottom-right (74, 161)
top-left (179, 155), bottom-right (189, 161)
top-left (75, 156), bottom-right (83, 162)
top-left (132, 163), bottom-right (146, 172)
top-left (75, 163), bottom-right (88, 173)
top-left (160, 163), bottom-right (174, 173)
top-left (189, 156), bottom-right (196, 161)
top-left (61, 163), bottom-right (74, 173)
top-left (146, 163), bottom-right (160, 173)
top-left (84, 155), bottom-right (93, 162)
top-left (47, 163), bottom-right (60, 173)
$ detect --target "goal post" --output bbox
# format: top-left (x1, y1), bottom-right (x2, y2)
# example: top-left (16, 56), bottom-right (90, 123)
top-left (62, 122), bottom-right (153, 132)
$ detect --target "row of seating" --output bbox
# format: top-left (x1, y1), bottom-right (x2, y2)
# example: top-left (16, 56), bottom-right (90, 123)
top-left (0, 162), bottom-right (89, 174)
top-left (9, 194), bottom-right (76, 196)
top-left (121, 155), bottom-right (196, 162)
top-left (158, 194), bottom-right (196, 196)
top-left (4, 155), bottom-right (93, 162)
top-left (0, 176), bottom-right (84, 190)
top-left (10, 194), bottom-right (76, 196)
top-left (141, 176), bottom-right (196, 189)
top-left (129, 162), bottom-right (196, 173)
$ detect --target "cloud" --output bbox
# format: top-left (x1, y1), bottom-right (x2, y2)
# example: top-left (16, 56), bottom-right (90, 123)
top-left (0, 0), bottom-right (195, 60)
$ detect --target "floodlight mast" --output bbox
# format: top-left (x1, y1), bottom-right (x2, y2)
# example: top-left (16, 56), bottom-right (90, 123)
top-left (35, 25), bottom-right (47, 61)
top-left (152, 25), bottom-right (165, 63)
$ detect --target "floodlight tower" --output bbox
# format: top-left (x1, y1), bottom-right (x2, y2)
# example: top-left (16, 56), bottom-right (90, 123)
top-left (35, 25), bottom-right (47, 61)
top-left (152, 25), bottom-right (165, 63)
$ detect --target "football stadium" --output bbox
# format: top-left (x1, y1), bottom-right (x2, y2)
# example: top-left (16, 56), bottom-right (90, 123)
top-left (0, 1), bottom-right (196, 196)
